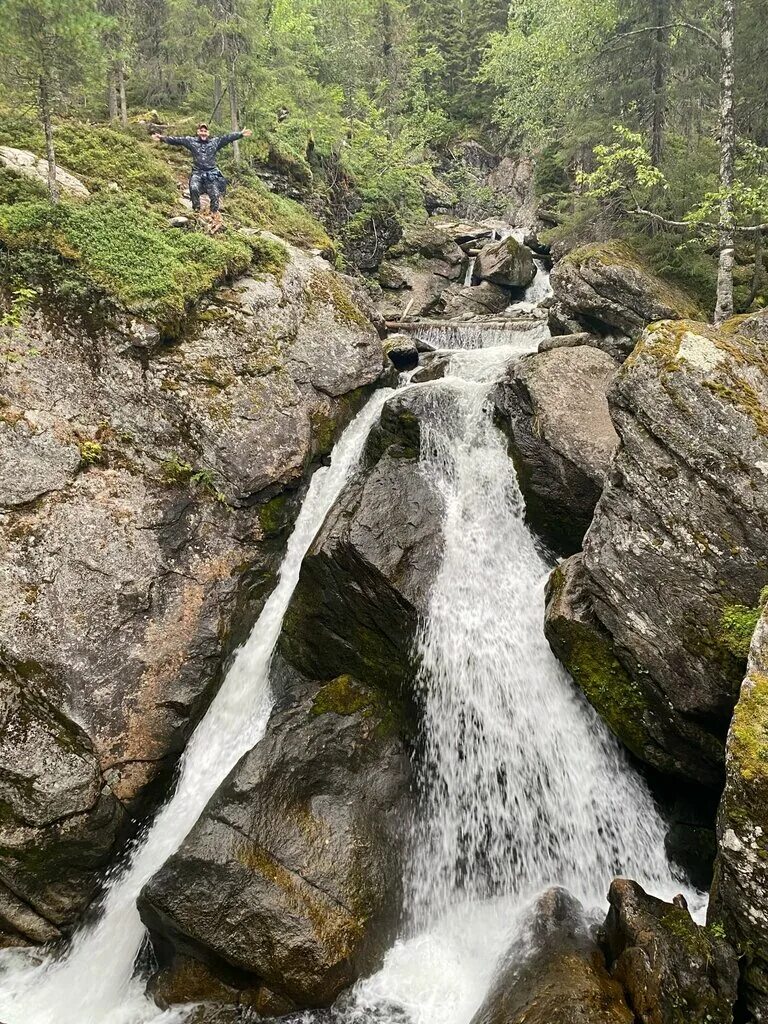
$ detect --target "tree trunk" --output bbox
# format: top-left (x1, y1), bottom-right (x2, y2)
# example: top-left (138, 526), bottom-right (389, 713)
top-left (650, 0), bottom-right (670, 166)
top-left (213, 75), bottom-right (223, 122)
top-left (108, 66), bottom-right (119, 121)
top-left (118, 61), bottom-right (128, 127)
top-left (715, 0), bottom-right (736, 325)
top-left (747, 228), bottom-right (764, 310)
top-left (39, 72), bottom-right (59, 205)
top-left (228, 67), bottom-right (240, 165)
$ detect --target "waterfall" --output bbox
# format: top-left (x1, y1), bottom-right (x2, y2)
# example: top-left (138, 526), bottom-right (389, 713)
top-left (344, 339), bottom-right (697, 1024)
top-left (413, 321), bottom-right (550, 353)
top-left (0, 389), bottom-right (396, 1024)
top-left (463, 256), bottom-right (477, 288)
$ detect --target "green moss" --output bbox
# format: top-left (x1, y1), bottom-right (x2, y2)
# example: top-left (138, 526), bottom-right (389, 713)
top-left (160, 455), bottom-right (226, 501)
top-left (719, 603), bottom-right (762, 660)
top-left (660, 907), bottom-right (712, 961)
top-left (306, 270), bottom-right (369, 328)
top-left (78, 440), bottom-right (103, 466)
top-left (249, 234), bottom-right (290, 280)
top-left (0, 195), bottom-right (252, 328)
top-left (549, 569), bottom-right (650, 758)
top-left (310, 675), bottom-right (399, 739)
top-left (224, 173), bottom-right (332, 251)
top-left (731, 671), bottom-right (768, 783)
top-left (258, 494), bottom-right (290, 537)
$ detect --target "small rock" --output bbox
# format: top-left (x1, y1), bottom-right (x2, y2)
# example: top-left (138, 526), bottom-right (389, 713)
top-left (383, 333), bottom-right (419, 371)
top-left (168, 216), bottom-right (191, 229)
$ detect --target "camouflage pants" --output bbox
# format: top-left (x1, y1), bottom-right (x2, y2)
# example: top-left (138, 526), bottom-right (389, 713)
top-left (189, 170), bottom-right (227, 212)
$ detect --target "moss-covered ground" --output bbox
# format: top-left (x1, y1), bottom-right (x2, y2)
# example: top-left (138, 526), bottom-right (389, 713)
top-left (0, 114), bottom-right (330, 329)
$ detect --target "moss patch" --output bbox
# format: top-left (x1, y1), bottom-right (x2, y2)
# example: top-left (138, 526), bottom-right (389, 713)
top-left (258, 494), bottom-right (290, 537)
top-left (719, 602), bottom-right (763, 660)
top-left (731, 671), bottom-right (768, 783)
top-left (306, 270), bottom-right (369, 329)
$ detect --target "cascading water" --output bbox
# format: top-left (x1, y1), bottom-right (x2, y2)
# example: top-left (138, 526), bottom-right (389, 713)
top-left (0, 389), bottom-right (395, 1024)
top-left (345, 330), bottom-right (698, 1024)
top-left (413, 321), bottom-right (550, 353)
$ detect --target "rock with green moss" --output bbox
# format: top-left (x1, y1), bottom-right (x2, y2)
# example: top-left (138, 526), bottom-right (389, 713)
top-left (138, 661), bottom-right (411, 1012)
top-left (0, 239), bottom-right (385, 942)
top-left (553, 316), bottom-right (768, 784)
top-left (710, 606), bottom-right (768, 1021)
top-left (471, 888), bottom-right (633, 1024)
top-left (279, 387), bottom-right (443, 704)
top-left (549, 241), bottom-right (700, 343)
top-left (494, 345), bottom-right (619, 555)
top-left (475, 235), bottom-right (535, 289)
top-left (604, 878), bottom-right (738, 1024)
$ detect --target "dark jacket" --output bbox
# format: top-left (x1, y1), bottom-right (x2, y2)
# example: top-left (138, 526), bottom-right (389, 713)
top-left (158, 132), bottom-right (244, 172)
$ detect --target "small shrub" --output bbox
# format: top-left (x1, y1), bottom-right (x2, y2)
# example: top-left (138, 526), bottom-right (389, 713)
top-left (79, 440), bottom-right (103, 466)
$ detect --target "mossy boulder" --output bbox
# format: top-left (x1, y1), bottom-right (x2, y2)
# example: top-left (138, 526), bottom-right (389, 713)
top-left (604, 879), bottom-right (738, 1024)
top-left (549, 241), bottom-right (700, 343)
top-left (138, 661), bottom-right (411, 1012)
top-left (494, 345), bottom-right (619, 555)
top-left (710, 606), bottom-right (768, 1021)
top-left (475, 235), bottom-right (536, 289)
top-left (280, 387), bottom-right (443, 706)
top-left (471, 888), bottom-right (633, 1024)
top-left (547, 316), bottom-right (768, 784)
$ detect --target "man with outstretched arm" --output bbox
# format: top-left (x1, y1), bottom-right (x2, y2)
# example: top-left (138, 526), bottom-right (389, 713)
top-left (151, 122), bottom-right (253, 230)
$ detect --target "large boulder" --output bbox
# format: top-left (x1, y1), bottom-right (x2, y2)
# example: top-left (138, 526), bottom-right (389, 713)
top-left (441, 281), bottom-right (511, 319)
top-left (710, 606), bottom-right (768, 1020)
top-left (388, 222), bottom-right (466, 272)
top-left (494, 346), bottom-right (619, 553)
top-left (471, 888), bottom-right (633, 1024)
top-left (549, 241), bottom-right (700, 340)
top-left (139, 666), bottom-right (410, 1013)
top-left (545, 317), bottom-right (768, 785)
top-left (0, 146), bottom-right (90, 199)
top-left (0, 241), bottom-right (385, 942)
top-left (604, 879), bottom-right (738, 1024)
top-left (279, 387), bottom-right (444, 702)
top-left (475, 236), bottom-right (535, 289)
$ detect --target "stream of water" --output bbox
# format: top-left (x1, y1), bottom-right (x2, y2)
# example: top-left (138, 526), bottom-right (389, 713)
top-left (0, 249), bottom-right (698, 1024)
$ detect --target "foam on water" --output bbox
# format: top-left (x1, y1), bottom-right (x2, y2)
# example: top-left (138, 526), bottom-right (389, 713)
top-left (0, 389), bottom-right (396, 1024)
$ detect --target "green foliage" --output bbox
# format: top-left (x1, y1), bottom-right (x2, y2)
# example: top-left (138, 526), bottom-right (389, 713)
top-left (225, 175), bottom-right (331, 250)
top-left (161, 455), bottom-right (226, 501)
top-left (0, 195), bottom-right (252, 323)
top-left (78, 440), bottom-right (104, 466)
top-left (582, 126), bottom-right (665, 204)
top-left (719, 596), bottom-right (767, 661)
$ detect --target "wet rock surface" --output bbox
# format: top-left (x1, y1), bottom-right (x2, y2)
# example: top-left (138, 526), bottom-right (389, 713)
top-left (494, 346), bottom-right (619, 553)
top-left (604, 879), bottom-right (738, 1024)
top-left (139, 664), bottom-right (410, 1012)
top-left (471, 888), bottom-right (633, 1024)
top-left (0, 240), bottom-right (385, 941)
top-left (475, 236), bottom-right (535, 289)
top-left (711, 606), bottom-right (768, 1021)
top-left (549, 241), bottom-right (699, 340)
top-left (546, 317), bottom-right (768, 785)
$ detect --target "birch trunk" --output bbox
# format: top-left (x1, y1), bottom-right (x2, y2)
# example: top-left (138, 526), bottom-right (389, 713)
top-left (715, 0), bottom-right (736, 325)
top-left (228, 68), bottom-right (240, 165)
top-left (108, 66), bottom-right (118, 121)
top-left (118, 62), bottom-right (128, 127)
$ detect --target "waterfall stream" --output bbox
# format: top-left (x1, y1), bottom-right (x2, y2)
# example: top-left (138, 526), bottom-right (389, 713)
top-left (0, 390), bottom-right (396, 1024)
top-left (0, 233), bottom-right (699, 1024)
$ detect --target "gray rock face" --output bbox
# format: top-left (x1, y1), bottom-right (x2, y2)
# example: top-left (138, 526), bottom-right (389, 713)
top-left (383, 333), bottom-right (419, 371)
top-left (710, 607), bottom-right (768, 1021)
top-left (494, 346), bottom-right (619, 553)
top-left (546, 317), bottom-right (768, 784)
top-left (549, 242), bottom-right (699, 339)
top-left (475, 236), bottom-right (535, 289)
top-left (441, 281), bottom-right (511, 318)
top-left (470, 888), bottom-right (633, 1024)
top-left (139, 668), bottom-right (410, 1012)
top-left (538, 331), bottom-right (630, 364)
top-left (0, 241), bottom-right (385, 942)
top-left (604, 879), bottom-right (738, 1024)
top-left (279, 387), bottom-right (444, 702)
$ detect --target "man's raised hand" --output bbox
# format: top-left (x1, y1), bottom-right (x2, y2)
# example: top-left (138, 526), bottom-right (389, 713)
top-left (242, 129), bottom-right (253, 137)
top-left (151, 133), bottom-right (162, 142)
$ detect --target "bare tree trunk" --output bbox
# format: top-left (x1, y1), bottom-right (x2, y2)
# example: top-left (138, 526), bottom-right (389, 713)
top-left (715, 0), bottom-right (736, 325)
top-left (747, 228), bottom-right (764, 309)
top-left (118, 61), bottom-right (128, 127)
top-left (213, 75), bottom-right (223, 121)
top-left (651, 0), bottom-right (670, 166)
top-left (39, 71), bottom-right (59, 204)
top-left (108, 66), bottom-right (119, 121)
top-left (228, 66), bottom-right (240, 165)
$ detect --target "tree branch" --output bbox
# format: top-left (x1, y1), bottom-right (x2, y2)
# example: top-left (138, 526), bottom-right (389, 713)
top-left (631, 206), bottom-right (768, 232)
top-left (610, 21), bottom-right (719, 47)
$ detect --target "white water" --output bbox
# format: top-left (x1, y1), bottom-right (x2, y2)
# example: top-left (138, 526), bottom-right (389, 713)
top-left (413, 321), bottom-right (550, 353)
top-left (463, 256), bottom-right (477, 287)
top-left (344, 333), bottom-right (698, 1024)
top-left (0, 389), bottom-right (395, 1024)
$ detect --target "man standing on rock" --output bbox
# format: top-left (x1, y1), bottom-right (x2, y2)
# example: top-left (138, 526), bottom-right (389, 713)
top-left (151, 122), bottom-right (252, 231)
